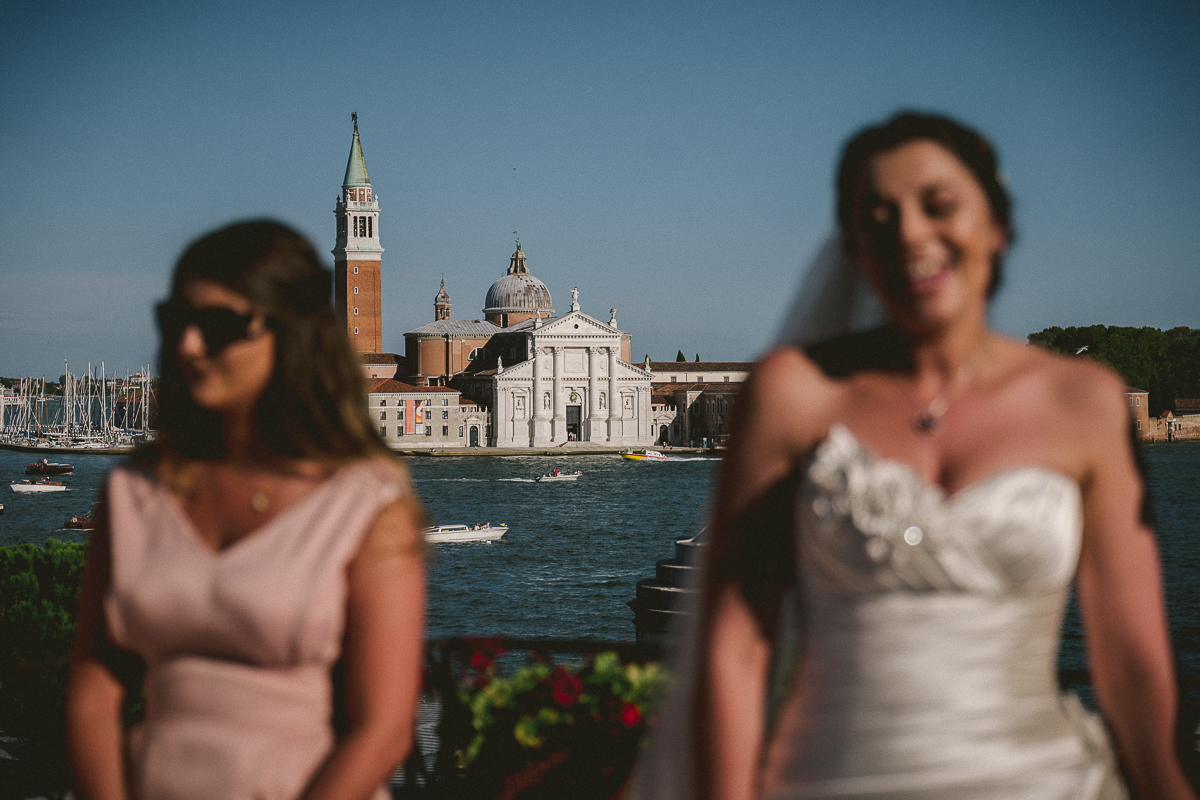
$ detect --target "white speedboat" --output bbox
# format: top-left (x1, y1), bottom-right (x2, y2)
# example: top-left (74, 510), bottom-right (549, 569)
top-left (535, 470), bottom-right (582, 482)
top-left (423, 523), bottom-right (508, 543)
top-left (620, 449), bottom-right (668, 461)
top-left (11, 479), bottom-right (68, 493)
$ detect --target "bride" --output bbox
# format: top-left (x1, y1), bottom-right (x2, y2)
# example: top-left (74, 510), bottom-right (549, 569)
top-left (640, 113), bottom-right (1195, 799)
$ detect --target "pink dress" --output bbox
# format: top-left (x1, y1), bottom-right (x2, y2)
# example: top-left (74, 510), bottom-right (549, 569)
top-left (103, 461), bottom-right (401, 800)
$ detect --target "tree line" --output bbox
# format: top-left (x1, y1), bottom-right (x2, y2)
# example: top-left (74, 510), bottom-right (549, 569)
top-left (1028, 325), bottom-right (1200, 416)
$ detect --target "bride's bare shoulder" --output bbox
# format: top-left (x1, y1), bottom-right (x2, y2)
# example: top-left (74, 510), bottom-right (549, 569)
top-left (749, 345), bottom-right (836, 400)
top-left (1018, 340), bottom-right (1131, 428)
top-left (738, 345), bottom-right (841, 444)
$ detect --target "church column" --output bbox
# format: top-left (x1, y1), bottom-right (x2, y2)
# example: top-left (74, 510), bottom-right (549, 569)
top-left (494, 383), bottom-right (508, 446)
top-left (530, 347), bottom-right (544, 445)
top-left (552, 346), bottom-right (565, 443)
top-left (607, 346), bottom-right (618, 442)
top-left (586, 347), bottom-right (600, 442)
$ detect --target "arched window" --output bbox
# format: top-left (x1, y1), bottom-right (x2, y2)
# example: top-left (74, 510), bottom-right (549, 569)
top-left (354, 287), bottom-right (359, 295)
top-left (469, 348), bottom-right (484, 360)
top-left (354, 266), bottom-right (359, 274)
top-left (353, 327), bottom-right (359, 334)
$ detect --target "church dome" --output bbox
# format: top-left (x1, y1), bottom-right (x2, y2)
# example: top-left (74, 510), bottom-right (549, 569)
top-left (483, 245), bottom-right (553, 317)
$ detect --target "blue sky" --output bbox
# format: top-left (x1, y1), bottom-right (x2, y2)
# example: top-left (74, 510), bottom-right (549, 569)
top-left (1, 0), bottom-right (1197, 378)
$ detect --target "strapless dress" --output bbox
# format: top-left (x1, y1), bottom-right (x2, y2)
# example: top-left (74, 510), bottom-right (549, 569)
top-left (760, 424), bottom-right (1126, 799)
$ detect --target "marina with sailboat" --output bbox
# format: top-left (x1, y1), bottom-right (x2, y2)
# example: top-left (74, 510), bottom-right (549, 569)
top-left (0, 362), bottom-right (155, 454)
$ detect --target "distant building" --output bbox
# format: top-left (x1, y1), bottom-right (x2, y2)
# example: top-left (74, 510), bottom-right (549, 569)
top-left (361, 353), bottom-right (403, 380)
top-left (405, 242), bottom-right (653, 448)
top-left (645, 361), bottom-right (753, 446)
top-left (1126, 387), bottom-right (1150, 439)
top-left (367, 379), bottom-right (488, 448)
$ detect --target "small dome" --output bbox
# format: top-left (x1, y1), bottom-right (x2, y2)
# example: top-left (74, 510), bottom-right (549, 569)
top-left (483, 247), bottom-right (553, 316)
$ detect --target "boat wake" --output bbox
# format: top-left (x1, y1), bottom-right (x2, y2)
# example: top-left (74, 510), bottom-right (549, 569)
top-left (498, 477), bottom-right (537, 483)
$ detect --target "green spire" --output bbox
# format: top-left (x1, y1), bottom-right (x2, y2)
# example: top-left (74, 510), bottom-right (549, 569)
top-left (342, 111), bottom-right (371, 187)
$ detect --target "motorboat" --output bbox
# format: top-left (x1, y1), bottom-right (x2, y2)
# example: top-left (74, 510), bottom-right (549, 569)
top-left (11, 479), bottom-right (68, 493)
top-left (620, 449), bottom-right (668, 461)
top-left (65, 509), bottom-right (98, 530)
top-left (26, 457), bottom-right (75, 476)
top-left (423, 523), bottom-right (509, 543)
top-left (535, 470), bottom-right (582, 482)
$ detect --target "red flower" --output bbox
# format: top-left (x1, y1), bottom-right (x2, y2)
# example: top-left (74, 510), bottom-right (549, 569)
top-left (619, 702), bottom-right (641, 728)
top-left (470, 650), bottom-right (491, 670)
top-left (550, 668), bottom-right (583, 707)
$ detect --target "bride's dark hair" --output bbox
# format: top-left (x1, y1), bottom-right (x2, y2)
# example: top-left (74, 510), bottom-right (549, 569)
top-left (152, 220), bottom-right (387, 462)
top-left (836, 111), bottom-right (1014, 298)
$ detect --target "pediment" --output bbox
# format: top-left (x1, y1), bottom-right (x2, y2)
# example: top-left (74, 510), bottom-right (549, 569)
top-left (533, 311), bottom-right (620, 338)
top-left (497, 358), bottom-right (534, 378)
top-left (614, 360), bottom-right (652, 379)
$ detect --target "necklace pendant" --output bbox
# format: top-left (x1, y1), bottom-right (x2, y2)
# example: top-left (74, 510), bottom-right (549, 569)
top-left (250, 491), bottom-right (269, 513)
top-left (913, 411), bottom-right (940, 434)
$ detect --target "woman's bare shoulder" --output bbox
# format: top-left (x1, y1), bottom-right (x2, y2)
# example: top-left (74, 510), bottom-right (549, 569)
top-left (1015, 341), bottom-right (1131, 440)
top-left (739, 346), bottom-right (843, 451)
top-left (1019, 343), bottom-right (1126, 406)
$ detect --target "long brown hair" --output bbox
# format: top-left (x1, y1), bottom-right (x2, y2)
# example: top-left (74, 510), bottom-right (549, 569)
top-left (151, 220), bottom-right (387, 463)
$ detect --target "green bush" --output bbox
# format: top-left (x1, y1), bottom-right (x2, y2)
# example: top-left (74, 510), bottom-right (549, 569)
top-left (0, 539), bottom-right (87, 798)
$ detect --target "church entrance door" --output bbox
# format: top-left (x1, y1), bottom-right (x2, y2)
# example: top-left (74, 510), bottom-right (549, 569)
top-left (469, 426), bottom-right (479, 447)
top-left (566, 405), bottom-right (582, 440)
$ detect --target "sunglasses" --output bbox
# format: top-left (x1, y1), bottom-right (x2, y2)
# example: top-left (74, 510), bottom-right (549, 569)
top-left (156, 301), bottom-right (264, 353)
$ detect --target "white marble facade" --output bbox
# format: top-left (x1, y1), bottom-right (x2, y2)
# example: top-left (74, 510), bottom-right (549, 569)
top-left (490, 310), bottom-right (653, 447)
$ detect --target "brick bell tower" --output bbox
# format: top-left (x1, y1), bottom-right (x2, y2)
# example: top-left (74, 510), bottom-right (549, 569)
top-left (333, 112), bottom-right (384, 353)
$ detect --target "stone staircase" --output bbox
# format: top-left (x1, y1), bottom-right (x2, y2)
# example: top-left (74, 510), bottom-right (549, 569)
top-left (628, 530), bottom-right (705, 644)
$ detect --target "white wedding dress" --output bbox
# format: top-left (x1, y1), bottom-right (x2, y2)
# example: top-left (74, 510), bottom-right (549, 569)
top-left (755, 424), bottom-right (1126, 799)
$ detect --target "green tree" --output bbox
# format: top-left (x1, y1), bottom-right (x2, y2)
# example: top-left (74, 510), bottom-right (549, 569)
top-left (676, 350), bottom-right (686, 362)
top-left (1028, 325), bottom-right (1200, 415)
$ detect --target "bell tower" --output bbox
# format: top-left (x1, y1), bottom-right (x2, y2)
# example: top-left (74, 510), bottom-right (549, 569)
top-left (333, 112), bottom-right (384, 353)
top-left (434, 278), bottom-right (451, 321)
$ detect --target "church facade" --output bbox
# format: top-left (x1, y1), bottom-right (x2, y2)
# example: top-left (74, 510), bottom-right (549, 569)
top-left (408, 245), bottom-right (654, 448)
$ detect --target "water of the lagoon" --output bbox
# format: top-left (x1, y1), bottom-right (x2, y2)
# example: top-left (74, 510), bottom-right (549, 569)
top-left (1, 444), bottom-right (1197, 680)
